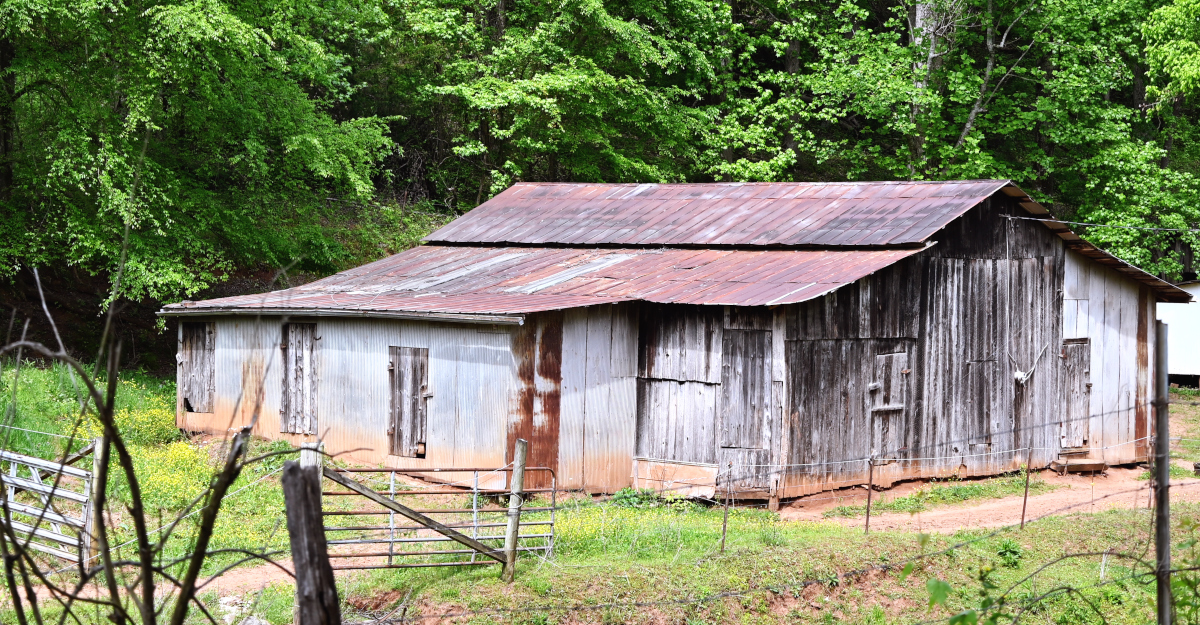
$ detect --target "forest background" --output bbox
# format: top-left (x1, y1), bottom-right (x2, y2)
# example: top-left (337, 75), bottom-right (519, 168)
top-left (4, 0), bottom-right (1200, 362)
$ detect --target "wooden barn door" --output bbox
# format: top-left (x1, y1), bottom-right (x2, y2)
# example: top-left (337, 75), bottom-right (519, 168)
top-left (870, 352), bottom-right (908, 459)
top-left (389, 347), bottom-right (429, 458)
top-left (180, 322), bottom-right (215, 414)
top-left (281, 323), bottom-right (318, 435)
top-left (1060, 339), bottom-right (1091, 449)
top-left (718, 309), bottom-right (772, 491)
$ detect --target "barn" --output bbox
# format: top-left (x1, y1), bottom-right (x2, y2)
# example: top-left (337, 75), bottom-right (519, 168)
top-left (1154, 281), bottom-right (1200, 388)
top-left (159, 180), bottom-right (1190, 500)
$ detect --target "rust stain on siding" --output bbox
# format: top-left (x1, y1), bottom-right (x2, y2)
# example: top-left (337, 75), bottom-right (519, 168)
top-left (510, 313), bottom-right (563, 489)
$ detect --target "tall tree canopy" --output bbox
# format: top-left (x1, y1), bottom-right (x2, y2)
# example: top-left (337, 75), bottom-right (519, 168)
top-left (6, 0), bottom-right (1200, 300)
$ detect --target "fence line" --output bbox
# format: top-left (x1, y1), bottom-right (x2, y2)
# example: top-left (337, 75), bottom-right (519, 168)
top-left (357, 479), bottom-right (1200, 624)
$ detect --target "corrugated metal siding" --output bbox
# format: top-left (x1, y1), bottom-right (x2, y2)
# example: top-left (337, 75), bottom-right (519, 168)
top-left (556, 304), bottom-right (638, 493)
top-left (183, 317), bottom-right (516, 489)
top-left (175, 193), bottom-right (1162, 497)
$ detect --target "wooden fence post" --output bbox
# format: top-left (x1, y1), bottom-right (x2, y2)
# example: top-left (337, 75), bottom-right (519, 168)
top-left (1020, 443), bottom-right (1034, 530)
top-left (502, 439), bottom-right (527, 583)
top-left (283, 460), bottom-right (340, 625)
top-left (1155, 321), bottom-right (1171, 625)
top-left (720, 469), bottom-right (731, 554)
top-left (864, 458), bottom-right (875, 535)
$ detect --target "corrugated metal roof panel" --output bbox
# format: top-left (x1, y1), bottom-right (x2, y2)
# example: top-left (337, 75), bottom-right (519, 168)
top-left (162, 246), bottom-right (927, 316)
top-left (427, 180), bottom-right (1010, 247)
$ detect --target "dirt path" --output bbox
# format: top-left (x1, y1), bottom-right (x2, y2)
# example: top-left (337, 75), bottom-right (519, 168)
top-left (780, 465), bottom-right (1200, 533)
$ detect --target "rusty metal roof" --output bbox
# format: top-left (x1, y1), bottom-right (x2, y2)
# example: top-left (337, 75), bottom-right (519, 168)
top-left (160, 180), bottom-right (1192, 319)
top-left (426, 180), bottom-right (1011, 247)
top-left (161, 246), bottom-right (927, 318)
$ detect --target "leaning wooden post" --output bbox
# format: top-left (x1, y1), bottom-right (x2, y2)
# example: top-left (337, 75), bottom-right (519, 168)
top-left (864, 457), bottom-right (875, 535)
top-left (283, 460), bottom-right (340, 625)
top-left (1155, 321), bottom-right (1171, 625)
top-left (502, 438), bottom-right (528, 583)
top-left (1020, 442), bottom-right (1035, 530)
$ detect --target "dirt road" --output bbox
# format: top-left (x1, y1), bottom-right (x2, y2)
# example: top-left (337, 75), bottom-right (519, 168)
top-left (780, 465), bottom-right (1200, 533)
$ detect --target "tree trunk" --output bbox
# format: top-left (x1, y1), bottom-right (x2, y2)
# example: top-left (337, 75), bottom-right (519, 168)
top-left (0, 37), bottom-right (15, 203)
top-left (783, 40), bottom-right (800, 155)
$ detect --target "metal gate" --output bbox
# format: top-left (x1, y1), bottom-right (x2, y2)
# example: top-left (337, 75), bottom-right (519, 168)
top-left (0, 448), bottom-right (94, 563)
top-left (321, 466), bottom-right (556, 570)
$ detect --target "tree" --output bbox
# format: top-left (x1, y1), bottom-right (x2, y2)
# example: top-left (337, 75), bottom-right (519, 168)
top-left (0, 0), bottom-right (396, 301)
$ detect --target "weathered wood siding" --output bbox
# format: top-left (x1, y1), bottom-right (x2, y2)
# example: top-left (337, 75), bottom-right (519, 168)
top-left (776, 198), bottom-right (1067, 496)
top-left (178, 322), bottom-right (215, 414)
top-left (1061, 249), bottom-right (1155, 463)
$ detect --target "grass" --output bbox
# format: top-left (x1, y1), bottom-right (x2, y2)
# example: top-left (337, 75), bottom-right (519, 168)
top-left (822, 471), bottom-right (1058, 518)
top-left (1138, 464), bottom-right (1196, 480)
top-left (0, 360), bottom-right (294, 582)
top-left (1171, 390), bottom-right (1200, 464)
top-left (325, 493), bottom-right (1175, 625)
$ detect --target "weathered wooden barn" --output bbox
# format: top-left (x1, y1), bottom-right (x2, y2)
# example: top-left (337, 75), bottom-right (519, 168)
top-left (160, 180), bottom-right (1190, 498)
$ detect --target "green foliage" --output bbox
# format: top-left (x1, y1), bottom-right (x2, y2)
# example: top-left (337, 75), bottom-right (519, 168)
top-left (6, 0), bottom-right (1200, 299)
top-left (826, 472), bottom-right (1056, 518)
top-left (0, 0), bottom-right (407, 300)
top-left (610, 487), bottom-right (665, 508)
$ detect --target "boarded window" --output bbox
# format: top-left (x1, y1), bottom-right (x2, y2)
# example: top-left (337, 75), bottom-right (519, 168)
top-left (1060, 339), bottom-right (1091, 449)
top-left (389, 347), bottom-right (429, 458)
top-left (180, 322), bottom-right (215, 413)
top-left (280, 323), bottom-right (318, 435)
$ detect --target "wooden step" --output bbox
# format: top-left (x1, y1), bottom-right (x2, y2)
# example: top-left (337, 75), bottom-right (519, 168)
top-left (1050, 458), bottom-right (1108, 474)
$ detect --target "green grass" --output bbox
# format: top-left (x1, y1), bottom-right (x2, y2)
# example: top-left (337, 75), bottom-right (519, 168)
top-left (0, 360), bottom-right (295, 592)
top-left (1138, 464), bottom-right (1196, 480)
top-left (324, 495), bottom-right (1176, 625)
top-left (823, 471), bottom-right (1058, 518)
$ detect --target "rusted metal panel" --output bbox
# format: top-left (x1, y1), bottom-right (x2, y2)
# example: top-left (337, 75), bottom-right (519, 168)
top-left (429, 181), bottom-right (1009, 247)
top-left (161, 247), bottom-right (928, 316)
top-left (509, 312), bottom-right (563, 490)
top-left (557, 308), bottom-right (588, 490)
